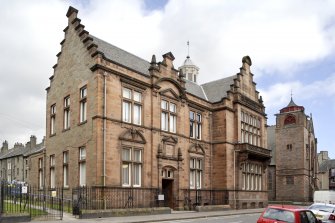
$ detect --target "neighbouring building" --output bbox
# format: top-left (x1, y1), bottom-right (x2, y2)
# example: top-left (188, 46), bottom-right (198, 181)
top-left (267, 98), bottom-right (318, 202)
top-left (0, 136), bottom-right (45, 186)
top-left (318, 151), bottom-right (330, 166)
top-left (44, 6), bottom-right (271, 210)
top-left (318, 159), bottom-right (335, 190)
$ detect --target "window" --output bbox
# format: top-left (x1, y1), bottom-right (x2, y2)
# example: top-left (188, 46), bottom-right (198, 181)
top-left (38, 158), bottom-right (43, 189)
top-left (50, 104), bottom-right (56, 135)
top-left (161, 100), bottom-right (177, 133)
top-left (190, 158), bottom-right (202, 189)
top-left (287, 144), bottom-right (293, 150)
top-left (284, 114), bottom-right (296, 125)
top-left (122, 87), bottom-right (142, 125)
top-left (79, 147), bottom-right (86, 186)
top-left (241, 162), bottom-right (262, 191)
top-left (330, 169), bottom-right (335, 177)
top-left (122, 147), bottom-right (142, 187)
top-left (241, 111), bottom-right (261, 146)
top-left (64, 96), bottom-right (70, 129)
top-left (50, 155), bottom-right (55, 189)
top-left (190, 111), bottom-right (202, 139)
top-left (162, 168), bottom-right (174, 178)
top-left (63, 151), bottom-right (69, 187)
top-left (80, 86), bottom-right (87, 123)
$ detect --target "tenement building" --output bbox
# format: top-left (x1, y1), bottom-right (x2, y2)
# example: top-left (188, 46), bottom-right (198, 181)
top-left (267, 98), bottom-right (318, 202)
top-left (43, 6), bottom-right (271, 210)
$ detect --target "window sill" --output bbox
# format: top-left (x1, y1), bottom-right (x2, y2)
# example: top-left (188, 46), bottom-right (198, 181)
top-left (78, 120), bottom-right (87, 126)
top-left (62, 128), bottom-right (70, 132)
top-left (50, 133), bottom-right (56, 137)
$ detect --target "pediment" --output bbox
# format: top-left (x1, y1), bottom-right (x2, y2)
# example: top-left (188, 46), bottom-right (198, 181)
top-left (160, 88), bottom-right (179, 100)
top-left (154, 77), bottom-right (187, 100)
top-left (188, 143), bottom-right (205, 155)
top-left (119, 128), bottom-right (146, 144)
top-left (162, 135), bottom-right (178, 144)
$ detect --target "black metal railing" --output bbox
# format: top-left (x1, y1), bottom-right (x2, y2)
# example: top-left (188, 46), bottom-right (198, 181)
top-left (181, 189), bottom-right (229, 210)
top-left (72, 186), bottom-right (161, 213)
top-left (0, 181), bottom-right (64, 220)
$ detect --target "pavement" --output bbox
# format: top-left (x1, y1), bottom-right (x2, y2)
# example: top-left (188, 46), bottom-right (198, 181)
top-left (32, 208), bottom-right (264, 223)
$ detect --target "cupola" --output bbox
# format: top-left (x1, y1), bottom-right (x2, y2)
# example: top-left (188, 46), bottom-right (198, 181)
top-left (178, 42), bottom-right (199, 83)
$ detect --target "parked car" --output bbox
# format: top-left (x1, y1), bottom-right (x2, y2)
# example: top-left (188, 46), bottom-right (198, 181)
top-left (308, 203), bottom-right (335, 223)
top-left (257, 205), bottom-right (322, 223)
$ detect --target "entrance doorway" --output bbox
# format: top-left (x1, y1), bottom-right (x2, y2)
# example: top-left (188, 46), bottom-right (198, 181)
top-left (162, 179), bottom-right (174, 209)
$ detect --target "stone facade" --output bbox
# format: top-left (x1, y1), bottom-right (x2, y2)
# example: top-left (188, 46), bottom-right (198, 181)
top-left (318, 159), bottom-right (335, 190)
top-left (0, 136), bottom-right (44, 186)
top-left (268, 98), bottom-right (318, 202)
top-left (44, 6), bottom-right (271, 209)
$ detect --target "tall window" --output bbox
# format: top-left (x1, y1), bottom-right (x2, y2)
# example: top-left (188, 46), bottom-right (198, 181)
top-left (50, 155), bottom-right (55, 189)
top-left (7, 162), bottom-right (11, 182)
top-left (241, 162), bottom-right (262, 191)
top-left (241, 111), bottom-right (261, 146)
top-left (38, 158), bottom-right (43, 189)
top-left (50, 104), bottom-right (56, 135)
top-left (190, 158), bottom-right (202, 189)
top-left (161, 100), bottom-right (177, 133)
top-left (79, 147), bottom-right (86, 186)
top-left (122, 88), bottom-right (142, 125)
top-left (80, 86), bottom-right (87, 123)
top-left (64, 96), bottom-right (70, 129)
top-left (63, 151), bottom-right (69, 187)
top-left (122, 147), bottom-right (142, 187)
top-left (190, 111), bottom-right (202, 139)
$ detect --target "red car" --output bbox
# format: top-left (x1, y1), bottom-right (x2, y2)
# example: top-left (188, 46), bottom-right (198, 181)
top-left (257, 205), bottom-right (322, 223)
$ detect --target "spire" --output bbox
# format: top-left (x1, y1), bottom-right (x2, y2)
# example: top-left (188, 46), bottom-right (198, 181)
top-left (287, 97), bottom-right (298, 107)
top-left (187, 41), bottom-right (190, 58)
top-left (280, 94), bottom-right (304, 113)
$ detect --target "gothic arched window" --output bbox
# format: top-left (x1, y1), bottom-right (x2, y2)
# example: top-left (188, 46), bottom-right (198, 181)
top-left (284, 114), bottom-right (296, 125)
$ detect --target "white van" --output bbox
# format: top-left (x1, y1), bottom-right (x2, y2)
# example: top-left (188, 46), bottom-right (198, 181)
top-left (314, 190), bottom-right (335, 204)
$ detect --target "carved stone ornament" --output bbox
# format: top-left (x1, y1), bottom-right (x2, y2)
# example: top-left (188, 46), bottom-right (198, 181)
top-left (119, 128), bottom-right (146, 144)
top-left (188, 142), bottom-right (205, 155)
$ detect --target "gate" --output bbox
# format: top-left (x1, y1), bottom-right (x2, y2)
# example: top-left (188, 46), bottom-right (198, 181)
top-left (0, 181), bottom-right (64, 220)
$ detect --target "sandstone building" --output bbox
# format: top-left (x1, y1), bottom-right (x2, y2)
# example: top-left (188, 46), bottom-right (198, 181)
top-left (267, 98), bottom-right (318, 201)
top-left (43, 6), bottom-right (271, 209)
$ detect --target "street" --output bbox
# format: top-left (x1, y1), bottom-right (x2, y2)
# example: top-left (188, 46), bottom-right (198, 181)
top-left (150, 213), bottom-right (260, 223)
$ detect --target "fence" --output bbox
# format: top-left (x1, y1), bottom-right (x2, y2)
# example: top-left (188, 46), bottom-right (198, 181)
top-left (72, 186), bottom-right (161, 214)
top-left (0, 181), bottom-right (64, 220)
top-left (181, 189), bottom-right (229, 210)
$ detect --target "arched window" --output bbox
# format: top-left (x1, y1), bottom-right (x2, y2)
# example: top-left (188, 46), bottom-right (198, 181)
top-left (284, 114), bottom-right (296, 125)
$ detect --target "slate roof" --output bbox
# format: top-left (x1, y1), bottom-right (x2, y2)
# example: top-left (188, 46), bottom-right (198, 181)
top-left (319, 159), bottom-right (335, 172)
top-left (90, 35), bottom-right (237, 103)
top-left (91, 35), bottom-right (151, 76)
top-left (201, 76), bottom-right (236, 103)
top-left (185, 79), bottom-right (207, 100)
top-left (0, 143), bottom-right (44, 160)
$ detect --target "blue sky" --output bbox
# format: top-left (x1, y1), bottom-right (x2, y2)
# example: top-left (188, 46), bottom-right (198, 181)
top-left (0, 0), bottom-right (334, 159)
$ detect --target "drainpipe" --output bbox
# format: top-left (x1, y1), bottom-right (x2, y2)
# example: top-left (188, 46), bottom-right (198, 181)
top-left (102, 72), bottom-right (107, 187)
